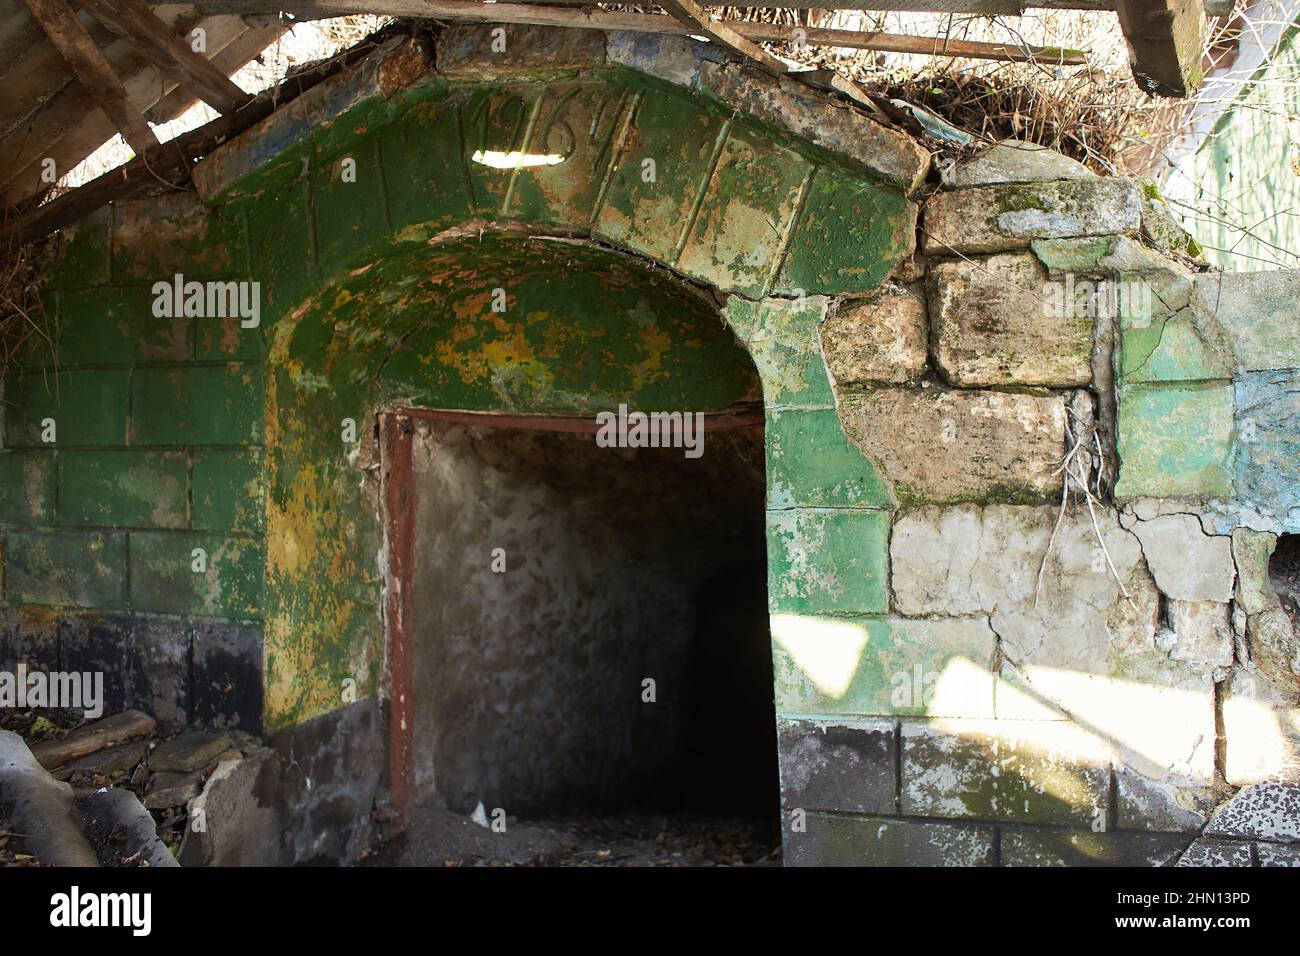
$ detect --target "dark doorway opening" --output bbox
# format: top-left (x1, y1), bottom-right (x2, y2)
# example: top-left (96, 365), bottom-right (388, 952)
top-left (376, 410), bottom-right (779, 865)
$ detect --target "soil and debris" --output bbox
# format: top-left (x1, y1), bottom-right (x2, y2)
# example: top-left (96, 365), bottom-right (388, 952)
top-left (1, 706), bottom-right (257, 866)
top-left (363, 803), bottom-right (781, 867)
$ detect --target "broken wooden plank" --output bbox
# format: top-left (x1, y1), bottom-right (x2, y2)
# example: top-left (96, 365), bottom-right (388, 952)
top-left (169, 0), bottom-right (1116, 14)
top-left (1114, 0), bottom-right (1207, 96)
top-left (164, 0), bottom-right (1084, 65)
top-left (29, 710), bottom-right (157, 771)
top-left (21, 0), bottom-right (157, 154)
top-left (656, 0), bottom-right (790, 73)
top-left (76, 0), bottom-right (251, 114)
top-left (145, 21), bottom-right (288, 123)
top-left (0, 13), bottom-right (253, 207)
top-left (2, 31), bottom-right (384, 242)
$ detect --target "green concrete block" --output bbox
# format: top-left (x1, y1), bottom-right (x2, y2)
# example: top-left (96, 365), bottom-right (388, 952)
top-left (48, 215), bottom-right (110, 290)
top-left (1116, 383), bottom-right (1234, 499)
top-left (778, 164), bottom-right (915, 295)
top-left (57, 450), bottom-right (187, 529)
top-left (507, 81), bottom-right (631, 228)
top-left (1119, 314), bottom-right (1231, 385)
top-left (128, 532), bottom-right (263, 618)
top-left (193, 449), bottom-right (263, 533)
top-left (112, 199), bottom-right (246, 282)
top-left (678, 126), bottom-right (811, 297)
top-left (196, 309), bottom-right (265, 361)
top-left (4, 369), bottom-right (130, 447)
top-left (746, 295), bottom-right (834, 408)
top-left (786, 812), bottom-right (995, 867)
top-left (461, 86), bottom-right (537, 216)
top-left (0, 452), bottom-right (55, 525)
top-left (130, 364), bottom-right (263, 446)
top-left (312, 137), bottom-right (391, 273)
top-left (767, 508), bottom-right (888, 615)
top-left (4, 531), bottom-right (125, 608)
top-left (765, 407), bottom-right (891, 508)
top-left (59, 286), bottom-right (189, 365)
top-left (594, 88), bottom-right (726, 263)
top-left (771, 615), bottom-right (997, 717)
top-left (241, 182), bottom-right (316, 327)
top-left (377, 103), bottom-right (474, 237)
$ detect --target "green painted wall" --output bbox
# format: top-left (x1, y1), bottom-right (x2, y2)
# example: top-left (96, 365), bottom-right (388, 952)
top-left (1171, 23), bottom-right (1300, 271)
top-left (0, 64), bottom-right (915, 731)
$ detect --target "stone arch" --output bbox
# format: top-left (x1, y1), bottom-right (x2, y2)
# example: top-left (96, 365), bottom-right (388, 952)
top-left (194, 40), bottom-right (921, 733)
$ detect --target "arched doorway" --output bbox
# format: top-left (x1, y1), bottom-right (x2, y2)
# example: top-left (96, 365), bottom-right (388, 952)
top-left (269, 233), bottom-right (779, 863)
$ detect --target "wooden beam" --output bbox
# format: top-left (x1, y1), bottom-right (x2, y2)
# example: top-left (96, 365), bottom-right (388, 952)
top-left (21, 0), bottom-right (157, 155)
top-left (153, 0), bottom-right (1085, 65)
top-left (1115, 0), bottom-right (1207, 96)
top-left (168, 0), bottom-right (1116, 14)
top-left (75, 0), bottom-right (251, 114)
top-left (656, 0), bottom-right (789, 74)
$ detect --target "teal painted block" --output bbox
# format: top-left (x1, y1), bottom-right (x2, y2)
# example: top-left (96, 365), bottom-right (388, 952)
top-left (4, 531), bottom-right (125, 608)
top-left (128, 532), bottom-right (263, 618)
top-left (766, 407), bottom-right (891, 508)
top-left (0, 452), bottom-right (55, 525)
top-left (747, 296), bottom-right (834, 408)
top-left (131, 364), bottom-right (263, 446)
top-left (771, 614), bottom-right (997, 717)
top-left (4, 369), bottom-right (130, 447)
top-left (767, 507), bottom-right (889, 615)
top-left (1120, 314), bottom-right (1230, 385)
top-left (1116, 383), bottom-right (1234, 499)
top-left (193, 448), bottom-right (264, 533)
top-left (57, 450), bottom-right (187, 529)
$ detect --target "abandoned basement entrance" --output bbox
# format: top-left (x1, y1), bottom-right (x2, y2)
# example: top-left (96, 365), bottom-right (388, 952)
top-left (372, 411), bottom-right (778, 866)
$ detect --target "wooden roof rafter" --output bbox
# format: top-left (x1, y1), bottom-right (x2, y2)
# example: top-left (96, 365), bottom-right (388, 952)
top-left (75, 0), bottom-right (253, 114)
top-left (21, 0), bottom-right (158, 155)
top-left (152, 0), bottom-right (1207, 93)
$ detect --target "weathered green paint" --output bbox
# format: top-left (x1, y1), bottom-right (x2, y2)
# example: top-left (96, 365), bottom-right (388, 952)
top-left (743, 295), bottom-right (834, 408)
top-left (1115, 383), bottom-right (1235, 499)
top-left (130, 365), bottom-right (263, 446)
top-left (765, 407), bottom-right (890, 509)
top-left (778, 164), bottom-right (915, 295)
top-left (766, 508), bottom-right (889, 615)
top-left (4, 531), bottom-right (125, 608)
top-left (193, 449), bottom-right (264, 533)
top-left (59, 286), bottom-right (188, 365)
top-left (0, 452), bottom-right (54, 525)
top-left (57, 450), bottom-right (187, 529)
top-left (128, 532), bottom-right (263, 618)
top-left (5, 370), bottom-right (130, 447)
top-left (771, 615), bottom-right (996, 716)
top-left (677, 127), bottom-right (811, 297)
top-left (594, 86), bottom-right (726, 263)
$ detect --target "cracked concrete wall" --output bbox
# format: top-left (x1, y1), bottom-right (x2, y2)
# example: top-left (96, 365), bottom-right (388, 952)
top-left (781, 140), bottom-right (1300, 866)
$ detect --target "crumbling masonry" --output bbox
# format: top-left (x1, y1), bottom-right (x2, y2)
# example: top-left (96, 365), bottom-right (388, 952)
top-left (1, 24), bottom-right (1298, 865)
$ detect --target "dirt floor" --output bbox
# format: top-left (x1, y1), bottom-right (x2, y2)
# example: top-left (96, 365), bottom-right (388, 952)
top-left (361, 803), bottom-right (782, 867)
